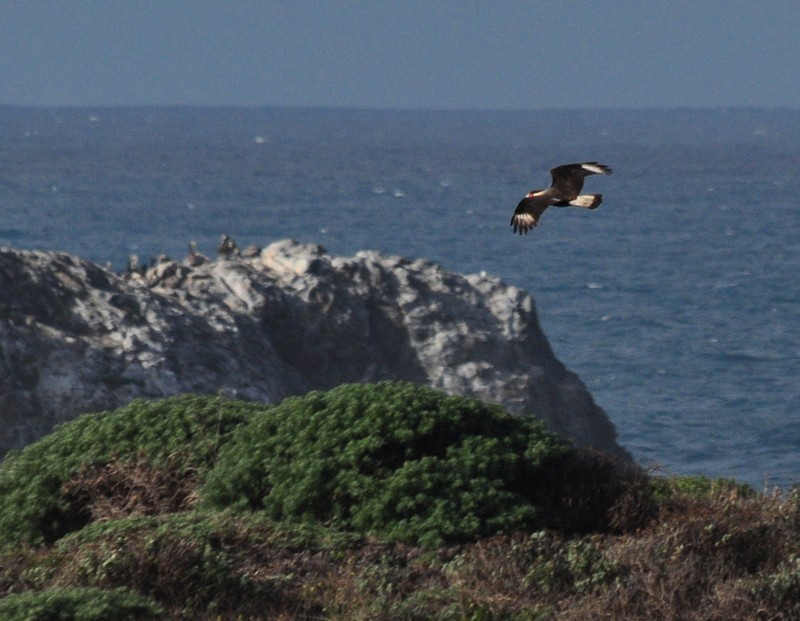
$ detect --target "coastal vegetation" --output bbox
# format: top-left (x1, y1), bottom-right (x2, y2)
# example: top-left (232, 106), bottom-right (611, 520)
top-left (0, 382), bottom-right (797, 620)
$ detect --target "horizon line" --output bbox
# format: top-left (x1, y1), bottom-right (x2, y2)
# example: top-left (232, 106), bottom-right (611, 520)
top-left (1, 103), bottom-right (799, 114)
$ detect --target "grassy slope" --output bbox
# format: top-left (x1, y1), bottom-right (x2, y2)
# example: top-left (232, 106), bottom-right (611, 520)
top-left (1, 383), bottom-right (798, 620)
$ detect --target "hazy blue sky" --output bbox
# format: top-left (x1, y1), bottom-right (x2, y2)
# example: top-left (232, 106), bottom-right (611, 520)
top-left (2, 1), bottom-right (799, 109)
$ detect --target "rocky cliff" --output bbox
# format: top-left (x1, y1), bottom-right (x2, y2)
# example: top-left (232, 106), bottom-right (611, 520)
top-left (0, 239), bottom-right (629, 460)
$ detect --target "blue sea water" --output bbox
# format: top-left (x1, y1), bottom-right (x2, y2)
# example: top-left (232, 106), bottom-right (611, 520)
top-left (1, 106), bottom-right (799, 488)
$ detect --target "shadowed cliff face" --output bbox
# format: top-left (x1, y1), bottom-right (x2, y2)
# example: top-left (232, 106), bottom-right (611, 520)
top-left (0, 239), bottom-right (629, 460)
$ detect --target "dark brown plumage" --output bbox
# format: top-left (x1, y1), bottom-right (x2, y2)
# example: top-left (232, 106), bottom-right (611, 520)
top-left (510, 162), bottom-right (612, 234)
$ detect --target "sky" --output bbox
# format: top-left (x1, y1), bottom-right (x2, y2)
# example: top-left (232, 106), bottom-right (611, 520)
top-left (1, 0), bottom-right (799, 110)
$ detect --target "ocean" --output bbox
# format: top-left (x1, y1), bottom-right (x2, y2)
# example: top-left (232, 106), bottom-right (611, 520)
top-left (1, 106), bottom-right (798, 488)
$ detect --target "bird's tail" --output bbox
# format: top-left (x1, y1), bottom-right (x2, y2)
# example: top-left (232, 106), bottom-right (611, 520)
top-left (569, 194), bottom-right (602, 209)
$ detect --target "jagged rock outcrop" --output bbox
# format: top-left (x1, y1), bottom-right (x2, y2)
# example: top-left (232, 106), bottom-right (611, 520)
top-left (0, 240), bottom-right (629, 459)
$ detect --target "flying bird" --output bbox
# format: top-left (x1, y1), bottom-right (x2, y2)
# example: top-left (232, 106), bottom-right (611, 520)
top-left (510, 162), bottom-right (612, 234)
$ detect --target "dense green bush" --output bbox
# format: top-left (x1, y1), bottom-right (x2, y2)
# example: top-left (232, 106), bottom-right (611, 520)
top-left (202, 381), bottom-right (572, 546)
top-left (0, 394), bottom-right (264, 547)
top-left (0, 587), bottom-right (163, 621)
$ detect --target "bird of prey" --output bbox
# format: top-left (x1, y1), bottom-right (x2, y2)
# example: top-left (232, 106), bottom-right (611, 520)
top-left (510, 162), bottom-right (612, 234)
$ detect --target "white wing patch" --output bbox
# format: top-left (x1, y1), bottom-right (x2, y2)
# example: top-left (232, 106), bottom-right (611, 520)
top-left (570, 194), bottom-right (596, 207)
top-left (569, 194), bottom-right (602, 209)
top-left (515, 213), bottom-right (537, 227)
top-left (581, 163), bottom-right (610, 175)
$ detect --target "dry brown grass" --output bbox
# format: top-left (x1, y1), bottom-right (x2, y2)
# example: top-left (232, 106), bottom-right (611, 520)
top-left (559, 487), bottom-right (800, 620)
top-left (60, 454), bottom-right (200, 522)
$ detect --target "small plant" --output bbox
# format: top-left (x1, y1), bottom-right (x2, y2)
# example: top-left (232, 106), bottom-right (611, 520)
top-left (745, 554), bottom-right (800, 615)
top-left (659, 474), bottom-right (756, 500)
top-left (446, 530), bottom-right (622, 609)
top-left (0, 587), bottom-right (163, 620)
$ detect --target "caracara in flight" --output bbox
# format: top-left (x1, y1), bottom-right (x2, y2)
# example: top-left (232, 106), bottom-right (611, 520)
top-left (510, 162), bottom-right (612, 234)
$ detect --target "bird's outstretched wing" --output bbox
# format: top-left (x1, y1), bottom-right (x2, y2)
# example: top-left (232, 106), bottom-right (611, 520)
top-left (549, 162), bottom-right (612, 200)
top-left (510, 196), bottom-right (548, 234)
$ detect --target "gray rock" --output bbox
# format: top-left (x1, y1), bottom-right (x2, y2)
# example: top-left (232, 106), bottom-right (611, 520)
top-left (0, 240), bottom-right (629, 460)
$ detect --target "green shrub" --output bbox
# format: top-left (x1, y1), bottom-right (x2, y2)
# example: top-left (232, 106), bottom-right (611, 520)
top-left (745, 554), bottom-right (800, 616)
top-left (55, 508), bottom-right (361, 554)
top-left (0, 394), bottom-right (264, 547)
top-left (446, 530), bottom-right (622, 608)
top-left (48, 511), bottom-right (363, 619)
top-left (0, 511), bottom-right (365, 619)
top-left (0, 587), bottom-right (163, 621)
top-left (202, 381), bottom-right (572, 546)
top-left (669, 474), bottom-right (756, 499)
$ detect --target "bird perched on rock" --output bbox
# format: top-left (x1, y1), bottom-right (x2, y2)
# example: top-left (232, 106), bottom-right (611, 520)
top-left (241, 244), bottom-right (261, 258)
top-left (217, 233), bottom-right (240, 257)
top-left (510, 162), bottom-right (612, 234)
top-left (125, 254), bottom-right (142, 275)
top-left (186, 241), bottom-right (209, 266)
